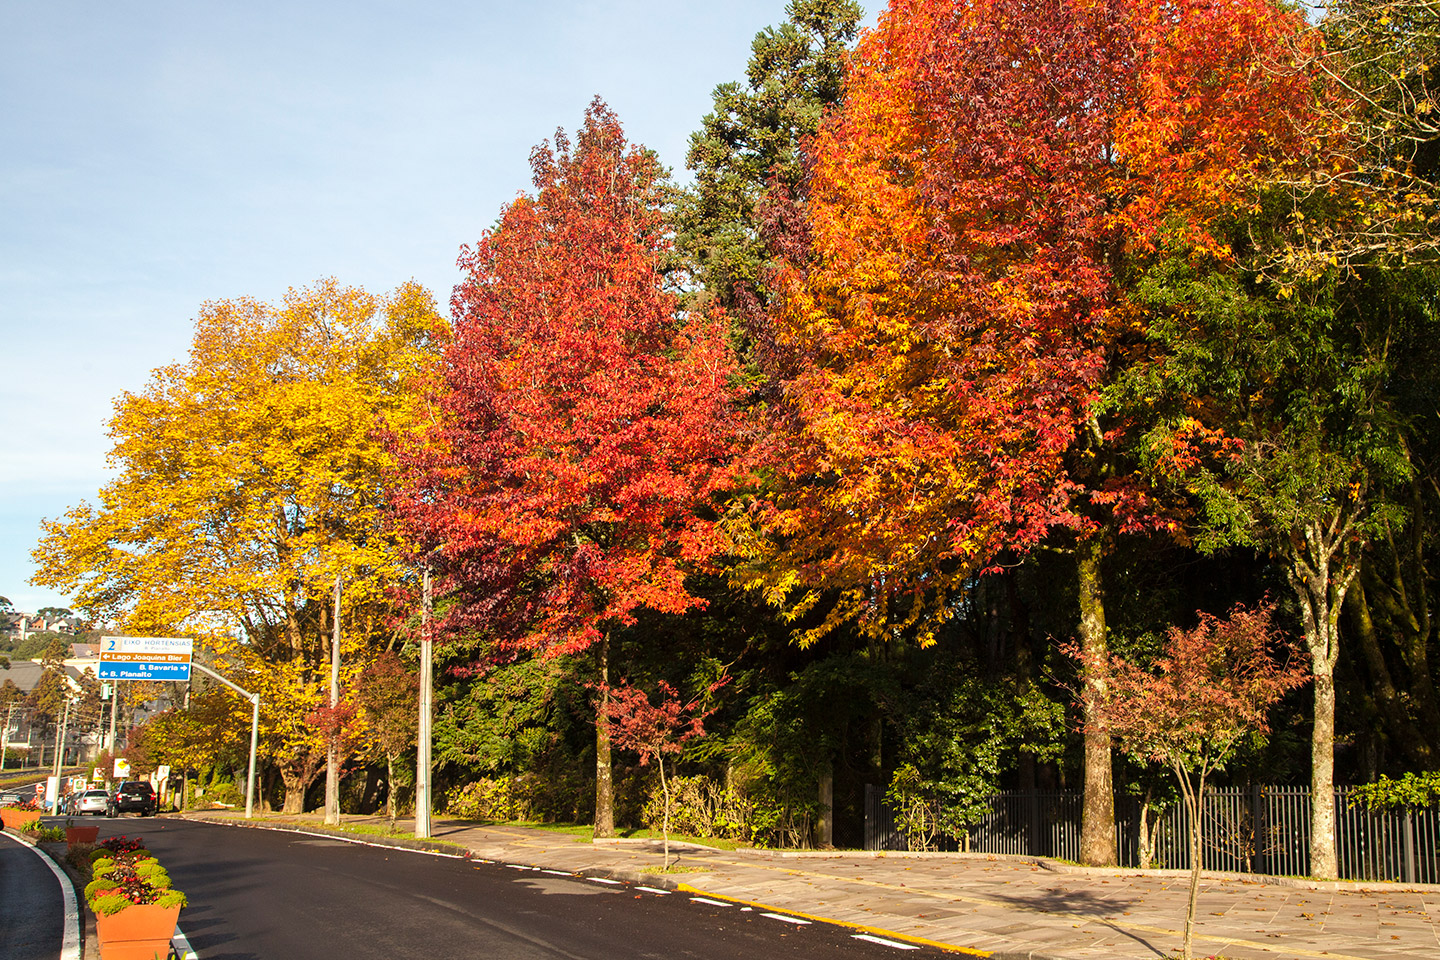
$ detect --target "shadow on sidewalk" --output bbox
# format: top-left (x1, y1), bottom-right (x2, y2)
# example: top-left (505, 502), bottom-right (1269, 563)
top-left (987, 888), bottom-right (1168, 958)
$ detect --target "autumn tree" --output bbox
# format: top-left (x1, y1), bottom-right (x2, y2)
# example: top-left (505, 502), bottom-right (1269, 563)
top-left (354, 650), bottom-right (419, 826)
top-left (598, 679), bottom-right (715, 868)
top-left (1080, 603), bottom-right (1307, 960)
top-left (395, 100), bottom-right (738, 837)
top-left (740, 0), bottom-right (1316, 865)
top-left (34, 279), bottom-right (446, 812)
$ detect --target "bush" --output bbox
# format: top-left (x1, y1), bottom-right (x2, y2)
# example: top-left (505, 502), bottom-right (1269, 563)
top-left (445, 778), bottom-right (533, 822)
top-left (201, 781), bottom-right (243, 807)
top-left (641, 776), bottom-right (755, 842)
top-left (20, 820), bottom-right (65, 842)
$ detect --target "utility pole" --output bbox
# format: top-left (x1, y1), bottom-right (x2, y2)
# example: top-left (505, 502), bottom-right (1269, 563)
top-left (107, 680), bottom-right (121, 756)
top-left (52, 696), bottom-right (72, 785)
top-left (325, 575), bottom-right (342, 825)
top-left (415, 566), bottom-right (433, 839)
top-left (0, 702), bottom-right (17, 771)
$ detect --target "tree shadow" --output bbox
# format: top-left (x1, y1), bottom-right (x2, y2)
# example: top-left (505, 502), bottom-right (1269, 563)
top-left (985, 887), bottom-right (1169, 957)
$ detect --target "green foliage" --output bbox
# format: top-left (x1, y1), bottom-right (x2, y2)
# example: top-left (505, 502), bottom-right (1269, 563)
top-left (445, 777), bottom-right (533, 822)
top-left (677, 0), bottom-right (861, 312)
top-left (1350, 772), bottom-right (1440, 811)
top-left (891, 673), bottom-right (1066, 838)
top-left (721, 653), bottom-right (886, 848)
top-left (641, 775), bottom-right (755, 843)
top-left (21, 821), bottom-right (64, 841)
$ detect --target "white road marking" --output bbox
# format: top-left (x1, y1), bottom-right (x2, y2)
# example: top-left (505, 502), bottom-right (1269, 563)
top-left (586, 876), bottom-right (622, 884)
top-left (505, 863), bottom-right (533, 869)
top-left (634, 886), bottom-right (670, 895)
top-left (1, 829), bottom-right (80, 960)
top-left (740, 906), bottom-right (753, 912)
top-left (762, 912), bottom-right (811, 925)
top-left (172, 924), bottom-right (198, 959)
top-left (689, 896), bottom-right (732, 906)
top-left (542, 869), bottom-right (573, 876)
top-left (285, 828), bottom-right (467, 858)
top-left (851, 934), bottom-right (920, 950)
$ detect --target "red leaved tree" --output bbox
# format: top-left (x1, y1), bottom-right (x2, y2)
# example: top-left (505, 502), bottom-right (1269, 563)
top-left (1073, 603), bottom-right (1307, 960)
top-left (597, 679), bottom-right (719, 869)
top-left (394, 99), bottom-right (738, 837)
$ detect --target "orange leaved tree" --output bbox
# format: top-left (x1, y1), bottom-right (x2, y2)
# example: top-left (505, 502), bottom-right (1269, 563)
top-left (743, 0), bottom-right (1317, 864)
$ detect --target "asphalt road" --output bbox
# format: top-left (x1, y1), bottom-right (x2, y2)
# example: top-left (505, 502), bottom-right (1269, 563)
top-left (0, 830), bottom-right (64, 960)
top-left (89, 818), bottom-right (943, 960)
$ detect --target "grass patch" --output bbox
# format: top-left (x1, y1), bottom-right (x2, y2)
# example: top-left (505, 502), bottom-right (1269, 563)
top-left (0, 766), bottom-right (87, 792)
top-left (499, 820), bottom-right (754, 851)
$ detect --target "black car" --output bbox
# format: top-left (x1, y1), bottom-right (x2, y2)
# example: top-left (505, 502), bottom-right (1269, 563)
top-left (109, 780), bottom-right (158, 816)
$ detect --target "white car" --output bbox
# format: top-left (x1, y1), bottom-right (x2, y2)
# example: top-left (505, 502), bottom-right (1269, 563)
top-left (72, 789), bottom-right (111, 815)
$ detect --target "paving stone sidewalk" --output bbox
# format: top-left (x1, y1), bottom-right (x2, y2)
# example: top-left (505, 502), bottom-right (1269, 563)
top-left (182, 812), bottom-right (1440, 960)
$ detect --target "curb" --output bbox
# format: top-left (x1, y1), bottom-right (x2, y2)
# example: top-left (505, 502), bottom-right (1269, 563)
top-left (180, 814), bottom-right (474, 858)
top-left (3, 827), bottom-right (83, 959)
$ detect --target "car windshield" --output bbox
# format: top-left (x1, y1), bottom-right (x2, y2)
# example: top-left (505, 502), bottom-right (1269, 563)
top-left (82, 790), bottom-right (108, 798)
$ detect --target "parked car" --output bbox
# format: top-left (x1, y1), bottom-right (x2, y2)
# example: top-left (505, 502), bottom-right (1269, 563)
top-left (72, 789), bottom-right (110, 816)
top-left (0, 791), bottom-right (22, 806)
top-left (109, 780), bottom-right (158, 816)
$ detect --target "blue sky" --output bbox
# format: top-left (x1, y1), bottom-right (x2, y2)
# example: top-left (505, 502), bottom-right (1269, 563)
top-left (1, 0), bottom-right (878, 614)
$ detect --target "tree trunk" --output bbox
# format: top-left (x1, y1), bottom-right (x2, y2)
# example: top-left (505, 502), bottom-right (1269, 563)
top-left (594, 633), bottom-right (615, 839)
top-left (1285, 515), bottom-right (1360, 880)
top-left (659, 753), bottom-right (671, 870)
top-left (1077, 535), bottom-right (1116, 866)
top-left (282, 777), bottom-right (307, 815)
top-left (386, 754), bottom-right (396, 828)
top-left (1181, 769), bottom-right (1205, 960)
top-left (1311, 670), bottom-right (1338, 878)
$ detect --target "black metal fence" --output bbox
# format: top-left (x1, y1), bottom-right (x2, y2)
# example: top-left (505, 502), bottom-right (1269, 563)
top-left (863, 784), bottom-right (1440, 882)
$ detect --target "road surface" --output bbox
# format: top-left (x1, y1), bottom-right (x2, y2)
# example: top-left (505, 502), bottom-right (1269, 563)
top-left (93, 818), bottom-right (945, 960)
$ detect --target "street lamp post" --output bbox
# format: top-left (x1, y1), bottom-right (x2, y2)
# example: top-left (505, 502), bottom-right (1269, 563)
top-left (415, 566), bottom-right (433, 839)
top-left (189, 662), bottom-right (262, 819)
top-left (325, 576), bottom-right (341, 825)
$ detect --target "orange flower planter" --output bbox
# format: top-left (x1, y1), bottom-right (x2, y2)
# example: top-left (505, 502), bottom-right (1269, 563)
top-left (1, 808), bottom-right (42, 830)
top-left (67, 825), bottom-right (100, 845)
top-left (95, 902), bottom-right (180, 960)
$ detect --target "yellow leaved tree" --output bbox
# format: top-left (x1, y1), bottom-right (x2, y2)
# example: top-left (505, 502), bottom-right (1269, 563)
top-left (33, 279), bottom-right (445, 812)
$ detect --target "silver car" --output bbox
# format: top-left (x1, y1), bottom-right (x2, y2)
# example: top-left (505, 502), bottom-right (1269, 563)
top-left (72, 789), bottom-right (111, 815)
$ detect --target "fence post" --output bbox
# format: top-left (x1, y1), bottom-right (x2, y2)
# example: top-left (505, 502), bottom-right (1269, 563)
top-left (1251, 783), bottom-right (1266, 875)
top-left (1404, 809), bottom-right (1417, 884)
top-left (1028, 789), bottom-right (1042, 857)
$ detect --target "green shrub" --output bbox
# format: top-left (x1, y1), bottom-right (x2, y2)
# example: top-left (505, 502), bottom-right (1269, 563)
top-left (1351, 772), bottom-right (1440, 811)
top-left (446, 777), bottom-right (534, 822)
top-left (641, 776), bottom-right (755, 842)
top-left (21, 821), bottom-right (65, 842)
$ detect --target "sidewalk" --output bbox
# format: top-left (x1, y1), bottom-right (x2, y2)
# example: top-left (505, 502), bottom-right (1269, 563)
top-left (181, 811), bottom-right (1440, 960)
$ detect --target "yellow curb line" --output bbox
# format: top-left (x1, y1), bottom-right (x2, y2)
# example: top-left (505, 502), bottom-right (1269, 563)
top-left (674, 882), bottom-right (990, 956)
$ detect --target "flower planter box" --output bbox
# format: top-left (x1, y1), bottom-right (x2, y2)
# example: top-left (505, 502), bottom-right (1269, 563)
top-left (67, 825), bottom-right (101, 846)
top-left (95, 902), bottom-right (180, 960)
top-left (1, 808), bottom-right (42, 830)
